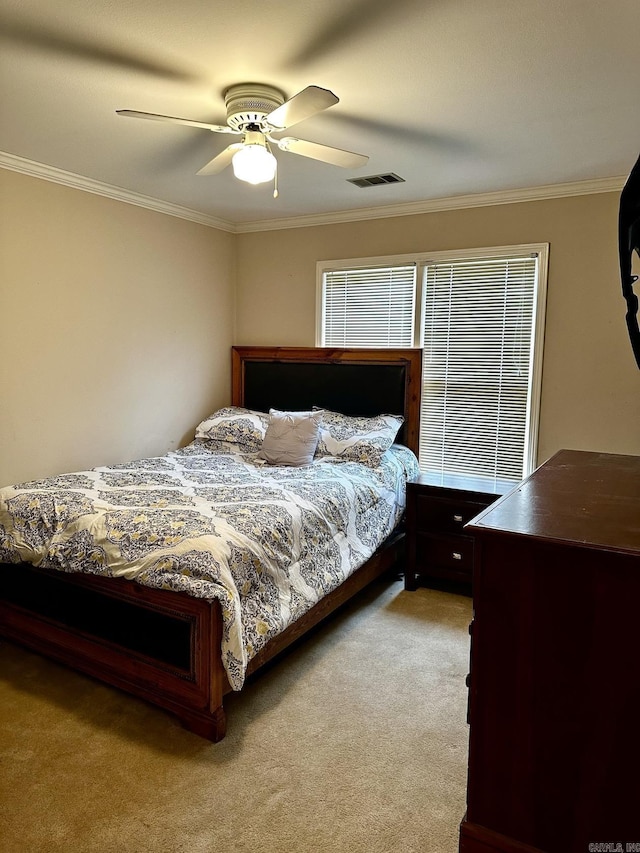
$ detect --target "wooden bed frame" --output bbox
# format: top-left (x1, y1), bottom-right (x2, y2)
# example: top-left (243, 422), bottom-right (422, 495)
top-left (0, 346), bottom-right (422, 741)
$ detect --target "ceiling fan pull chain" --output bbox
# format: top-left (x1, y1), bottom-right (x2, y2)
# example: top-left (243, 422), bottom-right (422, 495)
top-left (273, 160), bottom-right (279, 199)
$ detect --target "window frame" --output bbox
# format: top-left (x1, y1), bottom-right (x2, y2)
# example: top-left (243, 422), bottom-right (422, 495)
top-left (317, 243), bottom-right (549, 483)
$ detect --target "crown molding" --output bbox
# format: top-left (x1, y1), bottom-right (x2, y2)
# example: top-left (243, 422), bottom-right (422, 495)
top-left (1, 150), bottom-right (624, 235)
top-left (235, 175), bottom-right (626, 232)
top-left (0, 151), bottom-right (235, 232)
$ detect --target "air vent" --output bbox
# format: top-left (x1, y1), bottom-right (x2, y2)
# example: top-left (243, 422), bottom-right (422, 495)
top-left (347, 173), bottom-right (405, 188)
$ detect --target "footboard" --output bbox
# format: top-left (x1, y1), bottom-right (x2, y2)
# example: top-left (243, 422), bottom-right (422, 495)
top-left (0, 527), bottom-right (403, 741)
top-left (0, 564), bottom-right (228, 741)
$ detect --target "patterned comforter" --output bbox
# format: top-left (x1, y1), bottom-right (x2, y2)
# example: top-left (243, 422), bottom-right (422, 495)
top-left (0, 442), bottom-right (419, 689)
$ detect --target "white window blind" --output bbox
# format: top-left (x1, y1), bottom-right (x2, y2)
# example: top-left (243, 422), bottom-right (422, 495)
top-left (421, 255), bottom-right (538, 492)
top-left (318, 246), bottom-right (546, 494)
top-left (322, 265), bottom-right (416, 347)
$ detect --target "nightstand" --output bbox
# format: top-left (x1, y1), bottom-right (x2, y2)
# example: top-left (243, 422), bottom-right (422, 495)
top-left (404, 476), bottom-right (500, 590)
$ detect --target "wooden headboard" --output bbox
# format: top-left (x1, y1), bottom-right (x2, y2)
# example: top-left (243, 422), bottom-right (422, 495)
top-left (231, 346), bottom-right (422, 457)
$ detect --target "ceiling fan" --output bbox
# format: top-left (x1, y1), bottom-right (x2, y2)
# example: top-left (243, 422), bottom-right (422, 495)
top-left (117, 83), bottom-right (369, 193)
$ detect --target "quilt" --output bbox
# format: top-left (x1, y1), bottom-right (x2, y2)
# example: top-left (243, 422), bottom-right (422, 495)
top-left (0, 442), bottom-right (419, 689)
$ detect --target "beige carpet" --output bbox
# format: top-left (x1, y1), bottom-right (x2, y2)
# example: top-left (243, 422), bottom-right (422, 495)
top-left (0, 579), bottom-right (472, 853)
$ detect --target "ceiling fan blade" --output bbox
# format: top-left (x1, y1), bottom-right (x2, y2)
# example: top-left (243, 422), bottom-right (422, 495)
top-left (1, 17), bottom-right (195, 81)
top-left (116, 110), bottom-right (234, 133)
top-left (323, 112), bottom-right (473, 153)
top-left (275, 137), bottom-right (368, 169)
top-left (266, 86), bottom-right (339, 130)
top-left (196, 143), bottom-right (244, 176)
top-left (285, 0), bottom-right (419, 69)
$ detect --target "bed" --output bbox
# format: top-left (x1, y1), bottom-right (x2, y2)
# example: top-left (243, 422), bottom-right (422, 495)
top-left (0, 346), bottom-right (422, 741)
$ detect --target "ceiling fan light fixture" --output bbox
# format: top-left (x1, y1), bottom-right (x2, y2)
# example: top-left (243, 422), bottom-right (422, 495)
top-left (117, 83), bottom-right (368, 190)
top-left (232, 132), bottom-right (276, 185)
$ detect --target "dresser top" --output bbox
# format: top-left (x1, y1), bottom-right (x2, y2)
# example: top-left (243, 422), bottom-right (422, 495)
top-left (467, 449), bottom-right (640, 555)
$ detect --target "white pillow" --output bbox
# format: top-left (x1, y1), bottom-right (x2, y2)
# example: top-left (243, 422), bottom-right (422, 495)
top-left (258, 410), bottom-right (322, 466)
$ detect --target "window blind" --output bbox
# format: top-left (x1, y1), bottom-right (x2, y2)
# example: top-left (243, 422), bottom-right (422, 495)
top-left (421, 255), bottom-right (538, 491)
top-left (322, 265), bottom-right (416, 347)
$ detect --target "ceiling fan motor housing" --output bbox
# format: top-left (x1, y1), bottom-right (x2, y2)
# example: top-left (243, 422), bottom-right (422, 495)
top-left (224, 84), bottom-right (285, 131)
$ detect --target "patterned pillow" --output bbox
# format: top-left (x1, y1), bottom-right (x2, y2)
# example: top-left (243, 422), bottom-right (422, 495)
top-left (195, 406), bottom-right (269, 453)
top-left (258, 410), bottom-right (322, 466)
top-left (314, 409), bottom-right (404, 467)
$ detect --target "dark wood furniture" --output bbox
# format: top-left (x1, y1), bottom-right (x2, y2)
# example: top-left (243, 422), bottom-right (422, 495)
top-left (460, 449), bottom-right (640, 853)
top-left (0, 346), bottom-right (422, 742)
top-left (404, 477), bottom-right (499, 590)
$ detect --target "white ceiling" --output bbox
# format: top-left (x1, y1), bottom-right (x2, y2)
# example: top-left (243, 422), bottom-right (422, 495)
top-left (1, 0), bottom-right (639, 229)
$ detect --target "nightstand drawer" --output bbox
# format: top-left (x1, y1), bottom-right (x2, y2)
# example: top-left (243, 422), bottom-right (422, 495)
top-left (415, 532), bottom-right (474, 572)
top-left (415, 495), bottom-right (488, 535)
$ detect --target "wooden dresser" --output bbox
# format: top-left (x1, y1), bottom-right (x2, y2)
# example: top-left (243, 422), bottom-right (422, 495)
top-left (460, 449), bottom-right (640, 852)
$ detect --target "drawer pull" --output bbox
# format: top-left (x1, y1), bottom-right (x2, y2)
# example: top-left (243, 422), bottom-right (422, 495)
top-left (453, 514), bottom-right (463, 523)
top-left (452, 551), bottom-right (463, 560)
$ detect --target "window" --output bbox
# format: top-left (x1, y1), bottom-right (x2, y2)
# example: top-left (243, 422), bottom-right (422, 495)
top-left (322, 265), bottom-right (416, 347)
top-left (318, 245), bottom-right (548, 492)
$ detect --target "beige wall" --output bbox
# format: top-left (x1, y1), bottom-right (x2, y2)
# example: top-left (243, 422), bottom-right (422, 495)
top-left (0, 170), bottom-right (235, 485)
top-left (3, 172), bottom-right (638, 485)
top-left (235, 194), bottom-right (640, 465)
